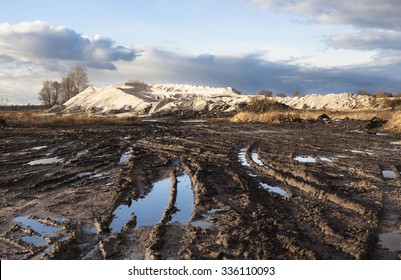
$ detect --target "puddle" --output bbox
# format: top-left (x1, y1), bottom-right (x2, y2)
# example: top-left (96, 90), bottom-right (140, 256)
top-left (14, 216), bottom-right (61, 246)
top-left (76, 172), bottom-right (92, 178)
top-left (319, 157), bottom-right (333, 162)
top-left (382, 170), bottom-right (397, 179)
top-left (350, 149), bottom-right (374, 156)
top-left (255, 130), bottom-right (276, 133)
top-left (31, 146), bottom-right (47, 150)
top-left (77, 149), bottom-right (89, 156)
top-left (238, 148), bottom-right (251, 167)
top-left (27, 157), bottom-right (64, 165)
top-left (294, 156), bottom-right (316, 163)
top-left (376, 133), bottom-right (389, 136)
top-left (260, 183), bottom-right (289, 197)
top-left (170, 173), bottom-right (195, 224)
top-left (190, 209), bottom-right (219, 229)
top-left (14, 217), bottom-right (61, 236)
top-left (21, 236), bottom-right (48, 247)
top-left (379, 231), bottom-right (401, 251)
top-left (251, 151), bottom-right (267, 168)
top-left (109, 177), bottom-right (171, 233)
top-left (180, 120), bottom-right (207, 123)
top-left (351, 130), bottom-right (365, 134)
top-left (119, 148), bottom-right (133, 165)
top-left (390, 141), bottom-right (401, 145)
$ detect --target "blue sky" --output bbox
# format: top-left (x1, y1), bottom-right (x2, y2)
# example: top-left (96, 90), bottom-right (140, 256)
top-left (1, 0), bottom-right (401, 104)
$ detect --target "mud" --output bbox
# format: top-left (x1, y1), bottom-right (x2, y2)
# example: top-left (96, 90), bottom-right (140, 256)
top-left (1, 120), bottom-right (401, 259)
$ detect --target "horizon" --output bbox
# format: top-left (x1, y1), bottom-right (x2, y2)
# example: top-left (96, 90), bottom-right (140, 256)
top-left (1, 0), bottom-right (401, 104)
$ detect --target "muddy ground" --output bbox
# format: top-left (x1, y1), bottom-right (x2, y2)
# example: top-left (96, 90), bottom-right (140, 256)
top-left (0, 119), bottom-right (400, 260)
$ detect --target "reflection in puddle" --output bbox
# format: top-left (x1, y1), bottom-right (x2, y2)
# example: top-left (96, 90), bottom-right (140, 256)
top-left (21, 235), bottom-right (47, 246)
top-left (294, 156), bottom-right (316, 163)
top-left (251, 151), bottom-right (267, 168)
top-left (109, 177), bottom-right (171, 233)
top-left (191, 209), bottom-right (220, 229)
top-left (260, 183), bottom-right (289, 197)
top-left (319, 157), bottom-right (333, 162)
top-left (31, 146), bottom-right (47, 150)
top-left (379, 231), bottom-right (401, 251)
top-left (238, 148), bottom-right (250, 167)
top-left (15, 217), bottom-right (60, 236)
top-left (170, 173), bottom-right (194, 224)
top-left (119, 148), bottom-right (133, 165)
top-left (349, 149), bottom-right (374, 156)
top-left (14, 216), bottom-right (61, 246)
top-left (180, 120), bottom-right (207, 123)
top-left (77, 149), bottom-right (89, 156)
top-left (376, 133), bottom-right (388, 136)
top-left (27, 157), bottom-right (64, 165)
top-left (382, 170), bottom-right (397, 179)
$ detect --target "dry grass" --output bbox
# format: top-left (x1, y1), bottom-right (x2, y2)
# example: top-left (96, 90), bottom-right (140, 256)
top-left (384, 111), bottom-right (401, 133)
top-left (0, 110), bottom-right (140, 127)
top-left (231, 109), bottom-right (395, 123)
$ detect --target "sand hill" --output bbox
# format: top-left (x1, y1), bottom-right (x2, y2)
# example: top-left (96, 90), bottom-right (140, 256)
top-left (48, 82), bottom-right (390, 117)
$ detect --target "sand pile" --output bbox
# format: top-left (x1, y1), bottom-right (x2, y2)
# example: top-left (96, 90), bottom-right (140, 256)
top-left (273, 93), bottom-right (382, 111)
top-left (48, 83), bottom-right (248, 117)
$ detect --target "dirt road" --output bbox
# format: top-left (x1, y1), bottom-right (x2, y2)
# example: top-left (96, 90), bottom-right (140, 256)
top-left (0, 120), bottom-right (400, 259)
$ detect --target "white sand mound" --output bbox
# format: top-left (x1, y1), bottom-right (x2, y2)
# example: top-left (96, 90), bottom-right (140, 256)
top-left (48, 82), bottom-right (389, 117)
top-left (272, 93), bottom-right (382, 111)
top-left (49, 83), bottom-right (248, 116)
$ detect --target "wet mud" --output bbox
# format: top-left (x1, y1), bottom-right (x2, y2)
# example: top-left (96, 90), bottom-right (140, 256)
top-left (1, 120), bottom-right (401, 259)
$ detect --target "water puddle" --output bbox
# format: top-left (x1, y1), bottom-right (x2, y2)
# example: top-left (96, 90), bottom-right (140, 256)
top-left (27, 157), bottom-right (64, 165)
top-left (190, 209), bottom-right (220, 229)
top-left (376, 133), bottom-right (389, 136)
top-left (260, 183), bottom-right (289, 197)
top-left (382, 170), bottom-right (397, 179)
top-left (21, 236), bottom-right (48, 247)
top-left (251, 151), bottom-right (267, 168)
top-left (31, 146), bottom-right (47, 150)
top-left (294, 156), bottom-right (316, 163)
top-left (109, 177), bottom-right (171, 233)
top-left (319, 157), bottom-right (333, 162)
top-left (14, 216), bottom-right (61, 246)
top-left (379, 231), bottom-right (401, 251)
top-left (255, 130), bottom-right (276, 133)
top-left (351, 130), bottom-right (366, 134)
top-left (119, 148), bottom-right (133, 165)
top-left (77, 149), bottom-right (89, 156)
top-left (180, 120), bottom-right (207, 123)
top-left (390, 141), bottom-right (401, 145)
top-left (238, 148), bottom-right (251, 167)
top-left (349, 149), bottom-right (374, 156)
top-left (170, 173), bottom-right (195, 224)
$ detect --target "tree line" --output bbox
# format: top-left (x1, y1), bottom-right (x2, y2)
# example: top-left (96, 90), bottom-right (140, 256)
top-left (38, 66), bottom-right (89, 107)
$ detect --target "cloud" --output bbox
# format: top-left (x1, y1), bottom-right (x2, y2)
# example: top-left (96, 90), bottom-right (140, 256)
top-left (90, 47), bottom-right (401, 95)
top-left (248, 0), bottom-right (401, 30)
top-left (0, 21), bottom-right (136, 70)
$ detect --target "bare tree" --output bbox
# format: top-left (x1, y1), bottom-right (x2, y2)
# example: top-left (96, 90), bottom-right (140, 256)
top-left (60, 66), bottom-right (89, 103)
top-left (68, 66), bottom-right (89, 93)
top-left (258, 90), bottom-right (273, 97)
top-left (38, 81), bottom-right (53, 107)
top-left (293, 90), bottom-right (302, 97)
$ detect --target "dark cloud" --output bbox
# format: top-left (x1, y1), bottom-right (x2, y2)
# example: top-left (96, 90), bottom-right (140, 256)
top-left (249, 0), bottom-right (401, 31)
top-left (130, 48), bottom-right (401, 94)
top-left (330, 30), bottom-right (401, 51)
top-left (0, 21), bottom-right (136, 70)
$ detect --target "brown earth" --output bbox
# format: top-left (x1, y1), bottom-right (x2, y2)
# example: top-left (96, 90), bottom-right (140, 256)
top-left (0, 119), bottom-right (400, 260)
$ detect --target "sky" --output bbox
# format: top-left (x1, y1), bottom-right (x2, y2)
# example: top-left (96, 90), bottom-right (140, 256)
top-left (1, 0), bottom-right (401, 104)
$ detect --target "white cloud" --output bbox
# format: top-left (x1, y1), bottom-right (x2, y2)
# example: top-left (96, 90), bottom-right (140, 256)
top-left (0, 21), bottom-right (137, 70)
